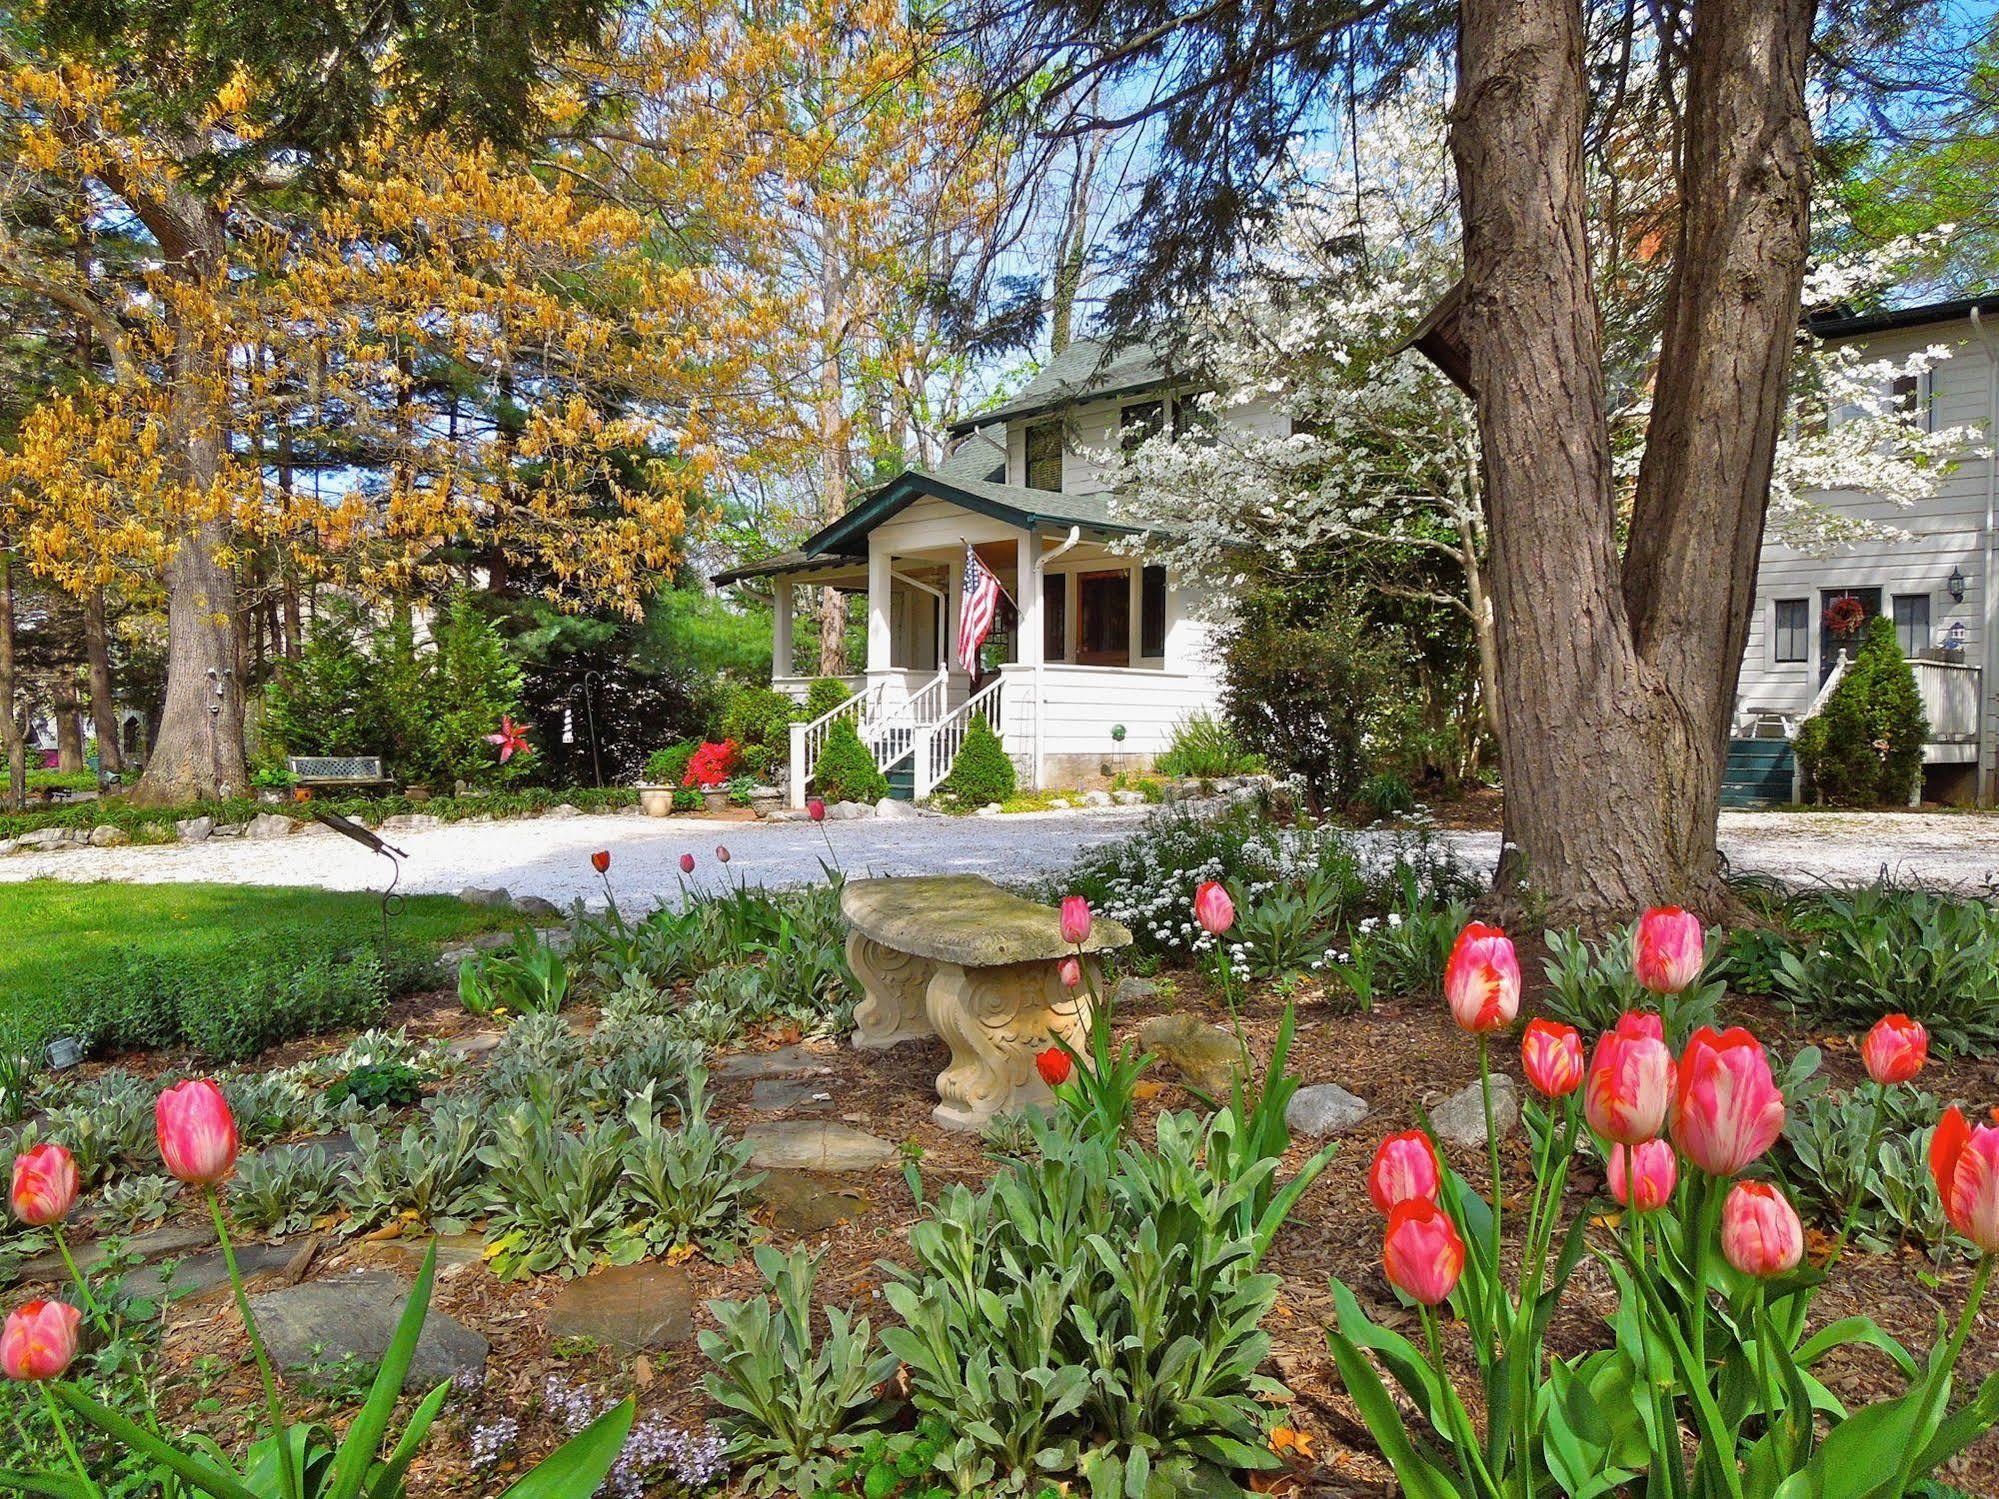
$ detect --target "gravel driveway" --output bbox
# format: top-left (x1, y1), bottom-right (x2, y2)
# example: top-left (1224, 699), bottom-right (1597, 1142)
top-left (2, 805), bottom-right (1996, 908)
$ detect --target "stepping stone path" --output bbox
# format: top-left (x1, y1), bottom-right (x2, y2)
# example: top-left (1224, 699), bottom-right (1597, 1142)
top-left (753, 1171), bottom-right (868, 1236)
top-left (1430, 1074), bottom-right (1519, 1149)
top-left (126, 1242), bottom-right (301, 1302)
top-left (744, 1121), bottom-right (896, 1172)
top-left (1286, 1083), bottom-right (1370, 1138)
top-left (250, 1272), bottom-right (488, 1390)
top-left (1137, 1013), bottom-right (1239, 1096)
top-left (713, 1044), bottom-right (835, 1081)
top-left (546, 1263), bottom-right (694, 1353)
top-left (750, 1076), bottom-right (834, 1112)
top-left (445, 1032), bottom-right (506, 1062)
top-left (8, 1224), bottom-right (207, 1287)
top-left (353, 1234), bottom-right (490, 1275)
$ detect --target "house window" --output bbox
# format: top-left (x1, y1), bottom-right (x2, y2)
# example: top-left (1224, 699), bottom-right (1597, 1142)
top-left (1141, 565), bottom-right (1167, 657)
top-left (1891, 372), bottom-right (1933, 432)
top-left (1773, 599), bottom-right (1808, 663)
top-left (1893, 593), bottom-right (1932, 656)
top-left (1170, 393), bottom-right (1216, 443)
top-left (1025, 422), bottom-right (1063, 492)
top-left (1076, 569), bottom-right (1131, 666)
top-left (1042, 571), bottom-right (1067, 660)
top-left (1120, 400), bottom-right (1164, 451)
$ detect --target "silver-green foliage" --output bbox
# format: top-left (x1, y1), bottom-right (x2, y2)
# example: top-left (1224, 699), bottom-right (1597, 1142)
top-left (478, 1104), bottom-right (643, 1279)
top-left (1781, 1084), bottom-right (1953, 1253)
top-left (34, 1070), bottom-right (156, 1183)
top-left (620, 1076), bottom-right (761, 1261)
top-left (700, 1246), bottom-right (900, 1496)
top-left (235, 1147), bottom-right (345, 1236)
top-left (219, 1070), bottom-right (320, 1146)
top-left (95, 1174), bottom-right (180, 1234)
top-left (1540, 922), bottom-right (1724, 1046)
top-left (341, 1101), bottom-right (485, 1234)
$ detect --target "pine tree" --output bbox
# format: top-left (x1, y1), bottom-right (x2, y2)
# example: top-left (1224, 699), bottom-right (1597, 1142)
top-left (938, 714), bottom-right (1015, 805)
top-left (813, 717), bottom-right (888, 804)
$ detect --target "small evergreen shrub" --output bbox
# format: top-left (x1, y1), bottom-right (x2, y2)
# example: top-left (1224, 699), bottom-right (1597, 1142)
top-left (1794, 615), bottom-right (1928, 805)
top-left (805, 678), bottom-right (854, 719)
top-left (813, 719), bottom-right (888, 804)
top-left (936, 714), bottom-right (1014, 804)
top-left (645, 742), bottom-right (699, 786)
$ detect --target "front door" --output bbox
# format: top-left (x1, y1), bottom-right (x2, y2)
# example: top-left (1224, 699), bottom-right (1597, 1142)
top-left (1819, 587), bottom-right (1881, 683)
top-left (1076, 569), bottom-right (1131, 666)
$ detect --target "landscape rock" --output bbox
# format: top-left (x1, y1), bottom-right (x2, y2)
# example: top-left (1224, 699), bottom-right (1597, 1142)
top-left (1112, 976), bottom-right (1160, 1004)
top-left (126, 1242), bottom-right (301, 1302)
top-left (745, 1121), bottom-right (897, 1172)
top-left (17, 828), bottom-right (69, 849)
top-left (88, 825), bottom-right (130, 848)
top-left (713, 1044), bottom-right (835, 1081)
top-left (543, 803), bottom-right (583, 820)
top-left (512, 895), bottom-right (562, 918)
top-left (750, 1076), bottom-right (835, 1112)
top-left (176, 816), bottom-right (214, 843)
top-left (754, 1170), bottom-right (868, 1236)
top-left (546, 1262), bottom-right (694, 1352)
top-left (1112, 790), bottom-right (1147, 806)
top-left (245, 812), bottom-right (296, 840)
top-left (353, 1234), bottom-right (488, 1276)
top-left (209, 823), bottom-right (244, 838)
top-left (379, 814), bottom-right (442, 833)
top-left (0, 839), bottom-right (16, 857)
top-left (1138, 1014), bottom-right (1240, 1096)
top-left (1082, 789), bottom-right (1114, 808)
top-left (1286, 1083), bottom-right (1370, 1138)
top-left (458, 886), bottom-right (513, 909)
top-left (874, 797), bottom-right (918, 820)
top-left (826, 800), bottom-right (871, 821)
top-left (10, 1225), bottom-right (208, 1287)
top-left (1047, 798), bottom-right (1071, 809)
top-left (250, 1273), bottom-right (487, 1389)
top-left (445, 1031), bottom-right (506, 1061)
top-left (1430, 1074), bottom-right (1519, 1149)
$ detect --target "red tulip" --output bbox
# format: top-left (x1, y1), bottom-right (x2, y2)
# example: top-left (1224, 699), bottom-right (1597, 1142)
top-left (716, 845), bottom-right (732, 864)
top-left (1193, 881), bottom-right (1235, 937)
top-left (1383, 1199), bottom-right (1465, 1306)
top-left (1521, 1018), bottom-right (1585, 1099)
top-left (10, 1144), bottom-right (78, 1227)
top-left (590, 850), bottom-right (611, 874)
top-left (1035, 1046), bottom-right (1073, 1088)
top-left (1720, 1180), bottom-right (1804, 1278)
top-left (1671, 1027), bottom-right (1787, 1177)
top-left (1444, 923), bottom-right (1520, 1034)
top-left (1, 1300), bottom-right (80, 1381)
top-left (1585, 1013), bottom-right (1675, 1146)
top-left (679, 853), bottom-right (696, 874)
top-left (1059, 956), bottom-right (1082, 989)
top-left (1930, 1107), bottom-right (1999, 1255)
top-left (1632, 907), bottom-right (1704, 995)
top-left (807, 798), bottom-right (827, 822)
top-left (1367, 1130), bottom-right (1442, 1217)
top-left (1861, 1014), bottom-right (1928, 1086)
top-left (1059, 895), bottom-right (1093, 946)
top-left (155, 1079), bottom-right (238, 1187)
top-left (1608, 1139), bottom-right (1678, 1213)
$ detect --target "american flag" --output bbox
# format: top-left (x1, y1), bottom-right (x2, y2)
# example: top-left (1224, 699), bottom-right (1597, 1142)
top-left (957, 544), bottom-right (1003, 671)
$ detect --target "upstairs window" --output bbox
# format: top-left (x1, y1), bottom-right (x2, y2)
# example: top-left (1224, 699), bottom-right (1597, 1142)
top-left (1891, 371), bottom-right (1933, 432)
top-left (1773, 598), bottom-right (1808, 663)
top-left (1170, 393), bottom-right (1217, 444)
top-left (1120, 400), bottom-right (1164, 451)
top-left (1025, 422), bottom-right (1063, 492)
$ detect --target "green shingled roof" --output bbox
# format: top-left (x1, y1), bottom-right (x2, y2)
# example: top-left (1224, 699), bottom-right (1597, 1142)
top-left (945, 339), bottom-right (1169, 435)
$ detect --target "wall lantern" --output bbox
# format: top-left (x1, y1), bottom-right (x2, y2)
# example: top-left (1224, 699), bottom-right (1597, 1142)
top-left (1948, 566), bottom-right (1967, 603)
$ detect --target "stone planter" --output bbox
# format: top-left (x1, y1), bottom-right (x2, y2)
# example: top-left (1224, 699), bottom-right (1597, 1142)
top-left (702, 789), bottom-right (731, 814)
top-left (749, 789), bottom-right (783, 818)
top-left (637, 784), bottom-right (674, 818)
top-left (404, 784), bottom-right (433, 802)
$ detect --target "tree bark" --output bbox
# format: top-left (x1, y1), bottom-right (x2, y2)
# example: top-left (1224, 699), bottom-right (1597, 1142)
top-left (1050, 129), bottom-right (1106, 355)
top-left (0, 555), bottom-right (24, 809)
top-left (1447, 0), bottom-right (1815, 923)
top-left (83, 586), bottom-right (123, 774)
top-left (53, 673), bottom-right (85, 771)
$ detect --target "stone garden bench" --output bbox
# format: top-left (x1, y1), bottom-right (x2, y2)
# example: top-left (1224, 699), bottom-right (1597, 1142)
top-left (842, 874), bottom-right (1131, 1130)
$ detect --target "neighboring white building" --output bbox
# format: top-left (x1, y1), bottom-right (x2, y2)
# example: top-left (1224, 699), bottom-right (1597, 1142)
top-left (715, 340), bottom-right (1276, 803)
top-left (1734, 295), bottom-right (1999, 806)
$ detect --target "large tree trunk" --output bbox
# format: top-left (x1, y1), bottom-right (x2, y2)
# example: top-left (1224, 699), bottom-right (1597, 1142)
top-left (0, 555), bottom-right (24, 809)
top-left (53, 674), bottom-right (86, 771)
top-left (134, 518), bottom-right (248, 804)
top-left (1447, 0), bottom-right (1814, 923)
top-left (83, 586), bottom-right (123, 774)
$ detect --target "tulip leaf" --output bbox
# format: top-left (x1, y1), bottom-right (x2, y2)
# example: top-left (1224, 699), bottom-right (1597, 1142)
top-left (369, 1380), bottom-right (453, 1497)
top-left (500, 1399), bottom-right (636, 1498)
top-left (1795, 1317), bottom-right (1918, 1381)
top-left (328, 1240), bottom-right (438, 1499)
top-left (0, 1471), bottom-right (96, 1498)
top-left (51, 1384), bottom-right (261, 1499)
top-left (1324, 1326), bottom-right (1466, 1499)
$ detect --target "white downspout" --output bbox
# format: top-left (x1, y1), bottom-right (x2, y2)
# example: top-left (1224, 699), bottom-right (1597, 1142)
top-left (1032, 528), bottom-right (1082, 790)
top-left (1972, 308), bottom-right (1999, 803)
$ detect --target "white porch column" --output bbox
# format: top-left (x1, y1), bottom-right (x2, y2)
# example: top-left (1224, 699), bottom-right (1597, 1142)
top-left (944, 555), bottom-right (963, 676)
top-left (771, 581), bottom-right (793, 681)
top-left (866, 548), bottom-right (893, 674)
top-left (1016, 530), bottom-right (1044, 789)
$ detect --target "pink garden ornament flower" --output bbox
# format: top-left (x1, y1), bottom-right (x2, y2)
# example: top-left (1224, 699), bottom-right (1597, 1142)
top-left (1, 1299), bottom-right (81, 1381)
top-left (485, 714), bottom-right (531, 763)
top-left (1443, 923), bottom-right (1521, 1034)
top-left (1521, 1019), bottom-right (1585, 1099)
top-left (1720, 1180), bottom-right (1805, 1278)
top-left (10, 1144), bottom-right (78, 1227)
top-left (1632, 906), bottom-right (1704, 995)
top-left (1671, 1026), bottom-right (1787, 1177)
top-left (1060, 896), bottom-right (1093, 946)
top-left (1367, 1130), bottom-right (1442, 1217)
top-left (1861, 1014), bottom-right (1929, 1087)
top-left (1383, 1199), bottom-right (1465, 1307)
top-left (1609, 1139), bottom-right (1678, 1213)
top-left (156, 1079), bottom-right (239, 1187)
top-left (1193, 881), bottom-right (1235, 937)
top-left (1585, 1013), bottom-right (1675, 1146)
top-left (1930, 1107), bottom-right (1999, 1255)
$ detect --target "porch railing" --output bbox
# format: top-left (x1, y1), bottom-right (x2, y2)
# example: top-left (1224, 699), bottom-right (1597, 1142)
top-left (917, 677), bottom-right (1005, 799)
top-left (865, 667), bottom-right (950, 775)
top-left (788, 682), bottom-right (879, 808)
top-left (1915, 658), bottom-right (1982, 744)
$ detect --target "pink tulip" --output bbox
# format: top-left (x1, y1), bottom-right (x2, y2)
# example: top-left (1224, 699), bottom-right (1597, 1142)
top-left (155, 1079), bottom-right (238, 1187)
top-left (1608, 1139), bottom-right (1678, 1213)
top-left (1367, 1130), bottom-right (1442, 1217)
top-left (10, 1144), bottom-right (78, 1227)
top-left (1443, 923), bottom-right (1520, 1034)
top-left (1521, 1018), bottom-right (1585, 1099)
top-left (1193, 881), bottom-right (1235, 937)
top-left (1059, 956), bottom-right (1082, 989)
top-left (1671, 1027), bottom-right (1787, 1177)
top-left (1, 1300), bottom-right (81, 1381)
top-left (1060, 895), bottom-right (1093, 946)
top-left (807, 798), bottom-right (827, 822)
top-left (1861, 1014), bottom-right (1928, 1087)
top-left (1720, 1180), bottom-right (1805, 1278)
top-left (1383, 1199), bottom-right (1465, 1306)
top-left (679, 853), bottom-right (696, 874)
top-left (716, 845), bottom-right (732, 864)
top-left (1585, 1013), bottom-right (1675, 1146)
top-left (1632, 907), bottom-right (1704, 995)
top-left (1930, 1107), bottom-right (1999, 1255)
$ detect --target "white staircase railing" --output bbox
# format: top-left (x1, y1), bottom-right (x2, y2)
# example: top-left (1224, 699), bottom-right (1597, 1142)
top-left (916, 677), bottom-right (1005, 799)
top-left (1800, 650), bottom-right (1850, 725)
top-left (788, 682), bottom-right (879, 808)
top-left (864, 668), bottom-right (950, 775)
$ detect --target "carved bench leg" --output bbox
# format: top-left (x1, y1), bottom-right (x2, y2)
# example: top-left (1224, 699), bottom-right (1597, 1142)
top-left (926, 958), bottom-right (1096, 1132)
top-left (847, 932), bottom-right (938, 1050)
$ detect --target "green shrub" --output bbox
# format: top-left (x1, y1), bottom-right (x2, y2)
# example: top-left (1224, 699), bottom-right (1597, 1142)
top-left (812, 718), bottom-right (888, 804)
top-left (936, 714), bottom-right (1014, 804)
top-left (324, 1061), bottom-right (427, 1113)
top-left (644, 742), bottom-right (699, 786)
top-left (1154, 711), bottom-right (1260, 778)
top-left (805, 677), bottom-right (855, 719)
top-left (720, 685), bottom-right (799, 758)
top-left (1794, 614), bottom-right (1928, 805)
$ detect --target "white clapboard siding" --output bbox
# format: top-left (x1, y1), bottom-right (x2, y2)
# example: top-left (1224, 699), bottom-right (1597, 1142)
top-left (1004, 391), bottom-right (1289, 494)
top-left (997, 664), bottom-right (1223, 758)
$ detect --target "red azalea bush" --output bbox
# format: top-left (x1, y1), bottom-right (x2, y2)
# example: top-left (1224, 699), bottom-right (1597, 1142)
top-left (681, 739), bottom-right (740, 789)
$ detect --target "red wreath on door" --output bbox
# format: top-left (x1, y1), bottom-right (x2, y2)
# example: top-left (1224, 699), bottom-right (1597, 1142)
top-left (1822, 595), bottom-right (1868, 638)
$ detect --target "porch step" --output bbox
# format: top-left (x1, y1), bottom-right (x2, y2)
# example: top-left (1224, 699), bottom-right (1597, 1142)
top-left (1722, 738), bottom-right (1794, 809)
top-left (883, 763), bottom-right (915, 802)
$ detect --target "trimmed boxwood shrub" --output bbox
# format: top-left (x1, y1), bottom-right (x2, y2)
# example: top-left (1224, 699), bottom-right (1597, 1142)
top-left (804, 677), bottom-right (854, 719)
top-left (813, 718), bottom-right (888, 804)
top-left (1795, 615), bottom-right (1929, 806)
top-left (937, 714), bottom-right (1015, 805)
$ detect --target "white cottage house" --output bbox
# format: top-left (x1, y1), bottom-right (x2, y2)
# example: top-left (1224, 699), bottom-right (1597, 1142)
top-left (715, 341), bottom-right (1281, 805)
top-left (1733, 294), bottom-right (1999, 806)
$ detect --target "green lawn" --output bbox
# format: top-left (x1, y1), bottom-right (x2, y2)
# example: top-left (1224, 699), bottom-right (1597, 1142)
top-left (0, 879), bottom-right (522, 1014)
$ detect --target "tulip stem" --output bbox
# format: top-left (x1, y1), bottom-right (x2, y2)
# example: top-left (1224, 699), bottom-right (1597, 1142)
top-left (207, 1190), bottom-right (299, 1499)
top-left (1422, 1306), bottom-right (1498, 1497)
top-left (41, 1383), bottom-right (100, 1498)
top-left (1477, 1038), bottom-right (1503, 1277)
top-left (52, 1228), bottom-right (105, 1327)
top-left (1889, 1253), bottom-right (1992, 1499)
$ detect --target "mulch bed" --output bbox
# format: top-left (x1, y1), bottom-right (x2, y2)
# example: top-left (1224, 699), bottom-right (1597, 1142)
top-left (18, 971), bottom-right (1999, 1496)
